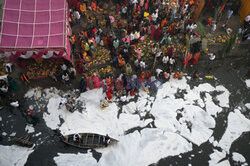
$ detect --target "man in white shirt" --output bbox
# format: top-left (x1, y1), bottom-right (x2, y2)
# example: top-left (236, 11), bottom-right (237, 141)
top-left (140, 61), bottom-right (146, 71)
top-left (69, 67), bottom-right (76, 80)
top-left (130, 32), bottom-right (135, 41)
top-left (74, 11), bottom-right (81, 23)
top-left (162, 55), bottom-right (169, 64)
top-left (134, 31), bottom-right (140, 40)
top-left (169, 57), bottom-right (175, 71)
top-left (152, 12), bottom-right (158, 23)
top-left (169, 57), bottom-right (175, 65)
top-left (73, 134), bottom-right (81, 142)
top-left (151, 45), bottom-right (157, 56)
top-left (132, 0), bottom-right (138, 5)
top-left (62, 73), bottom-right (70, 85)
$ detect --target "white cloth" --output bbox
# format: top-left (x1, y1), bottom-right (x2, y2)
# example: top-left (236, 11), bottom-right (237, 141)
top-left (60, 98), bottom-right (68, 105)
top-left (156, 68), bottom-right (163, 77)
top-left (156, 51), bottom-right (162, 57)
top-left (10, 101), bottom-right (19, 107)
top-left (120, 96), bottom-right (127, 102)
top-left (5, 63), bottom-right (13, 72)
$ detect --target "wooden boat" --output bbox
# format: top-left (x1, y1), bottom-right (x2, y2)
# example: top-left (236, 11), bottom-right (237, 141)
top-left (13, 134), bottom-right (34, 148)
top-left (58, 132), bottom-right (118, 149)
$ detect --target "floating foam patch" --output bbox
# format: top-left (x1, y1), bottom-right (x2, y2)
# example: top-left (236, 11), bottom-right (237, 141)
top-left (218, 108), bottom-right (250, 152)
top-left (25, 124), bottom-right (35, 133)
top-left (0, 145), bottom-right (34, 166)
top-left (54, 152), bottom-right (97, 166)
top-left (22, 75), bottom-right (248, 166)
top-left (232, 152), bottom-right (246, 163)
top-left (245, 79), bottom-right (250, 88)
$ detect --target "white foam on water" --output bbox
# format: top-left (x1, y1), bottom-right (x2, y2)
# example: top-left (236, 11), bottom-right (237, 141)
top-left (218, 108), bottom-right (250, 153)
top-left (208, 136), bottom-right (214, 143)
top-left (215, 160), bottom-right (230, 166)
top-left (122, 91), bottom-right (153, 117)
top-left (245, 103), bottom-right (250, 109)
top-left (54, 152), bottom-right (97, 166)
top-left (97, 128), bottom-right (192, 166)
top-left (43, 89), bottom-right (152, 137)
top-left (209, 149), bottom-right (226, 166)
top-left (151, 98), bottom-right (215, 146)
top-left (245, 79), bottom-right (250, 88)
top-left (35, 132), bottom-right (41, 137)
top-left (0, 145), bottom-right (34, 166)
top-left (204, 93), bottom-right (223, 116)
top-left (152, 77), bottom-right (220, 146)
top-left (10, 132), bottom-right (16, 136)
top-left (2, 132), bottom-right (7, 136)
top-left (213, 140), bottom-right (218, 147)
top-left (24, 88), bottom-right (36, 98)
top-left (43, 97), bottom-right (63, 130)
top-left (23, 74), bottom-right (236, 166)
top-left (215, 85), bottom-right (230, 108)
top-left (54, 129), bottom-right (192, 166)
top-left (232, 152), bottom-right (246, 163)
top-left (25, 124), bottom-right (35, 133)
top-left (156, 76), bottom-right (189, 100)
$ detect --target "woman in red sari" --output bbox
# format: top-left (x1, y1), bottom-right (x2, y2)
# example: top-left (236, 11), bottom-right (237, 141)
top-left (154, 26), bottom-right (162, 41)
top-left (150, 25), bottom-right (155, 39)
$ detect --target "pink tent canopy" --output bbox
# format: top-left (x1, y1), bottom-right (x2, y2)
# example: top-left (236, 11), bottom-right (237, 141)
top-left (0, 0), bottom-right (71, 61)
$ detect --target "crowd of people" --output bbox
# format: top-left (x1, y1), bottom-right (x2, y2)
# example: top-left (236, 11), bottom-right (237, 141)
top-left (0, 0), bottom-right (248, 116)
top-left (68, 0), bottom-right (206, 106)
